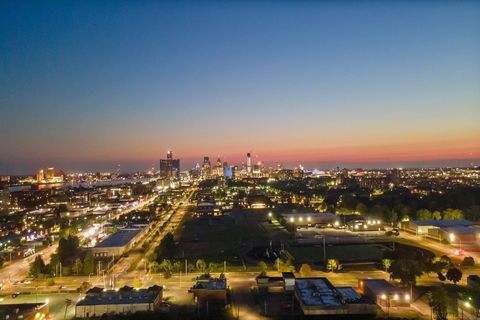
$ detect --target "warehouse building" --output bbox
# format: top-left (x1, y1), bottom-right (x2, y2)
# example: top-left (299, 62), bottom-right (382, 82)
top-left (89, 226), bottom-right (147, 258)
top-left (401, 220), bottom-right (478, 244)
top-left (294, 277), bottom-right (377, 316)
top-left (75, 285), bottom-right (163, 318)
top-left (189, 276), bottom-right (228, 306)
top-left (358, 279), bottom-right (410, 308)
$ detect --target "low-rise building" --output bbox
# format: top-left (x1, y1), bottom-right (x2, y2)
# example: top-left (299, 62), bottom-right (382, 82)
top-left (401, 220), bottom-right (478, 244)
top-left (295, 278), bottom-right (377, 315)
top-left (189, 276), bottom-right (228, 306)
top-left (75, 285), bottom-right (163, 318)
top-left (89, 227), bottom-right (146, 258)
top-left (358, 279), bottom-right (410, 308)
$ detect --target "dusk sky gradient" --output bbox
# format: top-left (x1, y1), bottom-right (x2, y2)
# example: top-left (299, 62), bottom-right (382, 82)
top-left (1, 1), bottom-right (479, 174)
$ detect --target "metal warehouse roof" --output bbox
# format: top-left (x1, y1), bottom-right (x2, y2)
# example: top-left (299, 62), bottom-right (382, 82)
top-left (76, 286), bottom-right (162, 306)
top-left (95, 228), bottom-right (142, 248)
top-left (410, 219), bottom-right (473, 228)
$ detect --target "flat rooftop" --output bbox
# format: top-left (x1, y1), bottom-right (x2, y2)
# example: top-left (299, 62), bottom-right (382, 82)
top-left (410, 219), bottom-right (472, 228)
top-left (95, 228), bottom-right (142, 248)
top-left (295, 278), bottom-right (341, 307)
top-left (77, 286), bottom-right (162, 306)
top-left (361, 279), bottom-right (406, 294)
top-left (192, 278), bottom-right (227, 291)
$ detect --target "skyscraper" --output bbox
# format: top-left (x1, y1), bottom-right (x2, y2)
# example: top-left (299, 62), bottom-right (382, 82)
top-left (160, 150), bottom-right (180, 179)
top-left (202, 156), bottom-right (211, 177)
top-left (247, 153), bottom-right (252, 175)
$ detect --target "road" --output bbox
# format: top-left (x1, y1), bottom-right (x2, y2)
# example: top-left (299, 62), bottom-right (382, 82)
top-left (0, 195), bottom-right (158, 291)
top-left (113, 190), bottom-right (194, 276)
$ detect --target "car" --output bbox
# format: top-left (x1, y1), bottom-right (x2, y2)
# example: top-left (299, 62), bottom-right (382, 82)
top-left (453, 248), bottom-right (465, 256)
top-left (11, 292), bottom-right (20, 298)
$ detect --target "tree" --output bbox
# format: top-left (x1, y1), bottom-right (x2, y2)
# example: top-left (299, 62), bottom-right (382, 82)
top-left (196, 259), bottom-right (207, 273)
top-left (462, 256), bottom-right (475, 267)
top-left (133, 278), bottom-right (142, 289)
top-left (46, 278), bottom-right (55, 286)
top-left (58, 235), bottom-right (79, 266)
top-left (437, 272), bottom-right (446, 282)
top-left (208, 262), bottom-right (218, 273)
top-left (159, 259), bottom-right (172, 273)
top-left (443, 208), bottom-right (464, 220)
top-left (427, 287), bottom-right (448, 320)
top-left (429, 257), bottom-right (450, 274)
top-left (326, 259), bottom-right (342, 273)
top-left (49, 254), bottom-right (60, 276)
top-left (72, 258), bottom-right (83, 275)
top-left (389, 259), bottom-right (424, 287)
top-left (29, 255), bottom-right (46, 278)
top-left (258, 261), bottom-right (268, 275)
top-left (446, 267), bottom-right (462, 284)
top-left (416, 209), bottom-right (432, 220)
top-left (299, 264), bottom-right (312, 277)
top-left (173, 261), bottom-right (182, 273)
top-left (431, 210), bottom-right (442, 220)
top-left (83, 252), bottom-right (94, 275)
top-left (382, 259), bottom-right (393, 272)
top-left (149, 261), bottom-right (161, 273)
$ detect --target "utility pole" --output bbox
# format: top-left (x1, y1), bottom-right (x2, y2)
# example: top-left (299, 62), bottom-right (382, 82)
top-left (323, 236), bottom-right (327, 269)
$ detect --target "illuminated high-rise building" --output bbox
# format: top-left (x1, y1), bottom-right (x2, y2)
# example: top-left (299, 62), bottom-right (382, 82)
top-left (215, 157), bottom-right (224, 176)
top-left (202, 156), bottom-right (211, 176)
top-left (160, 150), bottom-right (180, 179)
top-left (247, 153), bottom-right (252, 175)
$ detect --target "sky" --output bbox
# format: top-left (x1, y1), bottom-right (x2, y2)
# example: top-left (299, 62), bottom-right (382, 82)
top-left (1, 1), bottom-right (479, 174)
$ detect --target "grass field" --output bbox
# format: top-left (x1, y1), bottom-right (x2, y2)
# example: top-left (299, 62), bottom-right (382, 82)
top-left (174, 208), bottom-right (289, 267)
top-left (288, 243), bottom-right (388, 264)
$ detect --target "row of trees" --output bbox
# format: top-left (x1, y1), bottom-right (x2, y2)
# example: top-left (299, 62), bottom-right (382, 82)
top-left (149, 258), bottom-right (224, 278)
top-left (29, 250), bottom-right (95, 278)
top-left (258, 258), bottom-right (342, 276)
top-left (272, 183), bottom-right (480, 223)
top-left (416, 208), bottom-right (464, 220)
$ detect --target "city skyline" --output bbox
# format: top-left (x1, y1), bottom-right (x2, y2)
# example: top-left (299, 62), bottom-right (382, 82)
top-left (1, 1), bottom-right (479, 174)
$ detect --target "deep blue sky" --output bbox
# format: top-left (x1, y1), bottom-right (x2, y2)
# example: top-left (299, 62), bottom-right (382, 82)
top-left (1, 1), bottom-right (479, 174)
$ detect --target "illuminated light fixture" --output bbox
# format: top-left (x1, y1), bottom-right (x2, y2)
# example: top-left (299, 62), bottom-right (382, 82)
top-left (449, 233), bottom-right (455, 242)
top-left (405, 294), bottom-right (410, 301)
top-left (393, 294), bottom-right (399, 300)
top-left (290, 217), bottom-right (294, 222)
top-left (381, 294), bottom-right (387, 300)
top-left (377, 220), bottom-right (381, 225)
top-left (307, 217), bottom-right (311, 222)
top-left (465, 301), bottom-right (471, 308)
top-left (299, 217), bottom-right (303, 222)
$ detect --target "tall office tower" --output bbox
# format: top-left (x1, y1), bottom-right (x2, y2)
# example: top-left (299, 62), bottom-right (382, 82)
top-left (215, 157), bottom-right (224, 176)
top-left (160, 150), bottom-right (180, 179)
top-left (247, 152), bottom-right (252, 175)
top-left (203, 156), bottom-right (211, 176)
